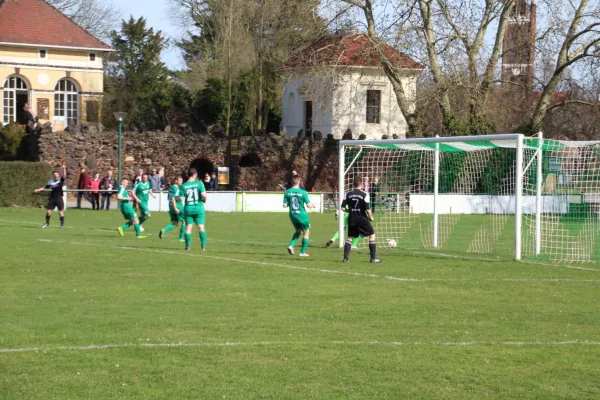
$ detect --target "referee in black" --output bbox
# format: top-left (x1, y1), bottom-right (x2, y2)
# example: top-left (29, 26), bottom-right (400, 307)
top-left (341, 175), bottom-right (381, 263)
top-left (34, 163), bottom-right (67, 229)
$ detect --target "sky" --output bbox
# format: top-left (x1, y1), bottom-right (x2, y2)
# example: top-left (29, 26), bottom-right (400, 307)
top-left (119, 0), bottom-right (186, 70)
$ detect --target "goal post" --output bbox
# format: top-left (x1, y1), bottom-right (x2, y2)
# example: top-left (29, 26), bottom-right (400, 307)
top-left (340, 133), bottom-right (600, 263)
top-left (338, 134), bottom-right (531, 260)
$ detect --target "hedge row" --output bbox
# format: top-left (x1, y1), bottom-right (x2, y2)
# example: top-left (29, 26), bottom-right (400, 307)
top-left (0, 162), bottom-right (54, 207)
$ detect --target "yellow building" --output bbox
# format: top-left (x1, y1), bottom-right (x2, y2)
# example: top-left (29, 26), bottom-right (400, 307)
top-left (0, 0), bottom-right (112, 130)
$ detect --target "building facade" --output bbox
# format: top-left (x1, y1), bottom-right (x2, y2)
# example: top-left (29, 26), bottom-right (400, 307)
top-left (501, 0), bottom-right (536, 91)
top-left (0, 0), bottom-right (111, 129)
top-left (278, 34), bottom-right (423, 140)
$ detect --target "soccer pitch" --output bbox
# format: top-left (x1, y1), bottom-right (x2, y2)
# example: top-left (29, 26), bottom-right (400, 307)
top-left (1, 208), bottom-right (600, 399)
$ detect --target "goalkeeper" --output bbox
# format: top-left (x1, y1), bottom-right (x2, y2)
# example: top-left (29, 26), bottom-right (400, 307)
top-left (326, 210), bottom-right (360, 249)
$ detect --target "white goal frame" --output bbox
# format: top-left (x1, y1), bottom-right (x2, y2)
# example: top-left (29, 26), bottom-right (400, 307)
top-left (338, 133), bottom-right (545, 261)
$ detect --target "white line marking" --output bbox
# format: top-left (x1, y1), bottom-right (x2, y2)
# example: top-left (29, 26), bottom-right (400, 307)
top-left (2, 339), bottom-right (600, 354)
top-left (4, 218), bottom-right (599, 272)
top-left (37, 239), bottom-right (600, 283)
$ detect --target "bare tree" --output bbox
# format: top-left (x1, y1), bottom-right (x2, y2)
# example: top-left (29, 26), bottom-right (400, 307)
top-left (48, 0), bottom-right (121, 41)
top-left (527, 0), bottom-right (600, 132)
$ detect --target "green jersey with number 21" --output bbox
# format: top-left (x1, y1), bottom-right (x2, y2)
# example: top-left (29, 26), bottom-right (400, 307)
top-left (181, 180), bottom-right (206, 214)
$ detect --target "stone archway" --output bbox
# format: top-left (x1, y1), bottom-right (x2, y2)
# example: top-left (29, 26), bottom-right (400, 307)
top-left (189, 158), bottom-right (215, 180)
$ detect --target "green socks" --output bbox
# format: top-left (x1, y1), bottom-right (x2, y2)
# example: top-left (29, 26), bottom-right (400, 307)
top-left (134, 223), bottom-right (141, 236)
top-left (120, 222), bottom-right (132, 231)
top-left (163, 223), bottom-right (175, 233)
top-left (139, 215), bottom-right (148, 225)
top-left (300, 238), bottom-right (309, 254)
top-left (178, 225), bottom-right (185, 241)
top-left (332, 231), bottom-right (340, 241)
top-left (185, 233), bottom-right (192, 248)
top-left (200, 231), bottom-right (207, 248)
top-left (352, 237), bottom-right (360, 247)
top-left (290, 232), bottom-right (301, 247)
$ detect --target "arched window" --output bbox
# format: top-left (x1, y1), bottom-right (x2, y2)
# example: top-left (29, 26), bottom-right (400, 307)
top-left (2, 76), bottom-right (29, 125)
top-left (287, 92), bottom-right (295, 124)
top-left (54, 78), bottom-right (79, 125)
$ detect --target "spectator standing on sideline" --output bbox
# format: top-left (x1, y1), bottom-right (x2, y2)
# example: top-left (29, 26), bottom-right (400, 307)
top-left (370, 176), bottom-right (380, 213)
top-left (210, 172), bottom-right (218, 191)
top-left (158, 168), bottom-right (167, 190)
top-left (149, 168), bottom-right (162, 191)
top-left (204, 173), bottom-right (212, 189)
top-left (76, 167), bottom-right (92, 208)
top-left (361, 176), bottom-right (371, 193)
top-left (89, 173), bottom-right (101, 210)
top-left (23, 103), bottom-right (38, 132)
top-left (100, 169), bottom-right (116, 210)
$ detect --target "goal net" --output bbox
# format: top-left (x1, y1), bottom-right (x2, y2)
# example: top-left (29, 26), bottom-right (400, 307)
top-left (339, 134), bottom-right (600, 263)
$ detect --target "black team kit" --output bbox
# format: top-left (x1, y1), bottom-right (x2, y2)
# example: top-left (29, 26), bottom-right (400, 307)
top-left (341, 188), bottom-right (381, 263)
top-left (44, 177), bottom-right (65, 228)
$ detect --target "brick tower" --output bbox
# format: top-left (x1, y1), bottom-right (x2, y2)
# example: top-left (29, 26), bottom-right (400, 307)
top-left (501, 0), bottom-right (536, 92)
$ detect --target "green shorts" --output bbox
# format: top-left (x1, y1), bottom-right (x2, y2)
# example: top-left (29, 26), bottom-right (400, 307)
top-left (169, 210), bottom-right (185, 223)
top-left (120, 205), bottom-right (137, 221)
top-left (139, 202), bottom-right (151, 216)
top-left (290, 216), bottom-right (311, 231)
top-left (185, 211), bottom-right (205, 225)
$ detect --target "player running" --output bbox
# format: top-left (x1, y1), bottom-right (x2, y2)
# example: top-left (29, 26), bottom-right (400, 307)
top-left (131, 173), bottom-right (155, 232)
top-left (34, 162), bottom-right (67, 229)
top-left (159, 175), bottom-right (186, 242)
top-left (283, 175), bottom-right (315, 257)
top-left (116, 178), bottom-right (146, 238)
top-left (181, 168), bottom-right (208, 250)
top-left (341, 176), bottom-right (381, 263)
top-left (326, 210), bottom-right (360, 249)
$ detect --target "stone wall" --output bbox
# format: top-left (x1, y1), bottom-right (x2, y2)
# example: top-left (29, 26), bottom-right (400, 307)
top-left (37, 130), bottom-right (340, 191)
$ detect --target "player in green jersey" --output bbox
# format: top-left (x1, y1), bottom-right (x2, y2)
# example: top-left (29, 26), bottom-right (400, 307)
top-left (159, 176), bottom-right (186, 241)
top-left (181, 168), bottom-right (208, 250)
top-left (116, 178), bottom-right (146, 238)
top-left (283, 175), bottom-right (315, 257)
top-left (131, 173), bottom-right (156, 232)
top-left (326, 210), bottom-right (360, 249)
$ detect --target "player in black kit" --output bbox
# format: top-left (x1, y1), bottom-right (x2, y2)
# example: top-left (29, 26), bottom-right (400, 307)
top-left (34, 163), bottom-right (67, 228)
top-left (341, 175), bottom-right (381, 263)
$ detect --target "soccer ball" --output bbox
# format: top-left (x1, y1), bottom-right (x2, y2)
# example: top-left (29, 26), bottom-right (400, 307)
top-left (387, 239), bottom-right (397, 248)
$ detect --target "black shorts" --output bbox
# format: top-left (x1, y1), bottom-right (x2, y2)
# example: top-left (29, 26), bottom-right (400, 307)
top-left (348, 216), bottom-right (374, 238)
top-left (47, 197), bottom-right (64, 211)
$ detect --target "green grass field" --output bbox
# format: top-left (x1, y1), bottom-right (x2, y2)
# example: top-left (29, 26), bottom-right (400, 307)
top-left (1, 208), bottom-right (600, 399)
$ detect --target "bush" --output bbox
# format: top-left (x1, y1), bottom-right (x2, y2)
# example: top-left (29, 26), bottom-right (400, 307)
top-left (0, 162), bottom-right (54, 207)
top-left (0, 123), bottom-right (26, 160)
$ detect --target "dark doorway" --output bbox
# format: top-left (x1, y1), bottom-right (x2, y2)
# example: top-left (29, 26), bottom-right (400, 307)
top-left (304, 101), bottom-right (312, 135)
top-left (189, 158), bottom-right (215, 181)
top-left (239, 153), bottom-right (262, 168)
top-left (16, 92), bottom-right (28, 124)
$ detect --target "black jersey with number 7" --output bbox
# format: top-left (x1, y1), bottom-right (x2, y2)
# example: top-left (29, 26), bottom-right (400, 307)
top-left (342, 189), bottom-right (371, 219)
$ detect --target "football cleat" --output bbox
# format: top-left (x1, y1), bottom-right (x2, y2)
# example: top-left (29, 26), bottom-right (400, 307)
top-left (342, 259), bottom-right (349, 263)
top-left (42, 224), bottom-right (49, 229)
top-left (326, 240), bottom-right (334, 247)
top-left (117, 227), bottom-right (124, 237)
top-left (158, 230), bottom-right (163, 239)
top-left (137, 236), bottom-right (147, 239)
top-left (287, 246), bottom-right (294, 255)
top-left (370, 258), bottom-right (382, 263)
top-left (299, 253), bottom-right (309, 257)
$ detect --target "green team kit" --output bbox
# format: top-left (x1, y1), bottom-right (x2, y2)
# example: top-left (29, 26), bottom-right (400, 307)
top-left (133, 180), bottom-right (152, 220)
top-left (117, 185), bottom-right (143, 237)
top-left (159, 184), bottom-right (186, 241)
top-left (181, 179), bottom-right (207, 249)
top-left (283, 187), bottom-right (311, 255)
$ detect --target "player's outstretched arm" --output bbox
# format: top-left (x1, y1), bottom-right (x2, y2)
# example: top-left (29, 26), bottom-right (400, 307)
top-left (34, 186), bottom-right (45, 193)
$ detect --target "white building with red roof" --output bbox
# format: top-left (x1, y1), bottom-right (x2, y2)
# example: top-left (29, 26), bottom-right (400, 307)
top-left (278, 34), bottom-right (423, 140)
top-left (0, 0), bottom-right (112, 129)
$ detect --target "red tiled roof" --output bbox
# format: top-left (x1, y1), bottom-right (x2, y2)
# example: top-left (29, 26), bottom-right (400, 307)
top-left (278, 34), bottom-right (423, 70)
top-left (0, 0), bottom-right (111, 50)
